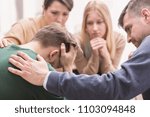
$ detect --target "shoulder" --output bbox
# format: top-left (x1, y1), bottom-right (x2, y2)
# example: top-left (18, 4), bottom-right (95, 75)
top-left (12, 17), bottom-right (37, 28)
top-left (137, 35), bottom-right (150, 52)
top-left (113, 31), bottom-right (126, 47)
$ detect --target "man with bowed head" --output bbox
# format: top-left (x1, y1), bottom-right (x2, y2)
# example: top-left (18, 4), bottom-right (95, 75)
top-left (0, 23), bottom-right (77, 99)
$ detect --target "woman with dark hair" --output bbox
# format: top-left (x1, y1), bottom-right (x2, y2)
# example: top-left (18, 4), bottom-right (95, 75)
top-left (0, 0), bottom-right (73, 47)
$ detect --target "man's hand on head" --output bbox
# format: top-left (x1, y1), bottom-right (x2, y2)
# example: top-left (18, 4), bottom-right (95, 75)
top-left (60, 43), bottom-right (78, 72)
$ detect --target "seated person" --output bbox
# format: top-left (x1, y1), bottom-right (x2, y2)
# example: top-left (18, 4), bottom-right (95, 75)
top-left (0, 23), bottom-right (77, 100)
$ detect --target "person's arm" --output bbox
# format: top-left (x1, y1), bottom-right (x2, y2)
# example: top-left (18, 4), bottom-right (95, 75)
top-left (74, 34), bottom-right (100, 74)
top-left (8, 36), bottom-right (150, 99)
top-left (75, 38), bottom-right (101, 74)
top-left (60, 43), bottom-right (77, 72)
top-left (96, 38), bottom-right (115, 73)
top-left (0, 21), bottom-right (27, 48)
top-left (8, 50), bottom-right (150, 100)
top-left (0, 39), bottom-right (11, 48)
top-left (97, 32), bottom-right (126, 73)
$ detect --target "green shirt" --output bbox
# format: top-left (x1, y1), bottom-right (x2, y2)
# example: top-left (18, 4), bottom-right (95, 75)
top-left (0, 45), bottom-right (62, 100)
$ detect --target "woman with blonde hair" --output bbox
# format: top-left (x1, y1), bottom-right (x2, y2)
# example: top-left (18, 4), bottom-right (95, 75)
top-left (75, 0), bottom-right (126, 74)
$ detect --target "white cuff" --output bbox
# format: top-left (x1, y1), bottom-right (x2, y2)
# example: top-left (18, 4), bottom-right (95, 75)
top-left (43, 71), bottom-right (51, 90)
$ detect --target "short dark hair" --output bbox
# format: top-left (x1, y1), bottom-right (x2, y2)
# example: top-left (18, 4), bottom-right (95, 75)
top-left (118, 0), bottom-right (150, 27)
top-left (43, 0), bottom-right (73, 11)
top-left (118, 1), bottom-right (130, 28)
top-left (32, 23), bottom-right (77, 52)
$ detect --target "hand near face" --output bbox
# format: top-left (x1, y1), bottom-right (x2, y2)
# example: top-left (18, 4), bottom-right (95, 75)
top-left (8, 51), bottom-right (49, 86)
top-left (60, 43), bottom-right (78, 72)
top-left (90, 38), bottom-right (102, 57)
top-left (91, 38), bottom-right (113, 73)
top-left (90, 37), bottom-right (111, 72)
top-left (97, 39), bottom-right (109, 59)
top-left (90, 37), bottom-right (109, 59)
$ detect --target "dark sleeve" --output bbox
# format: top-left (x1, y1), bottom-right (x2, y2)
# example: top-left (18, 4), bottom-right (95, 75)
top-left (45, 36), bottom-right (150, 100)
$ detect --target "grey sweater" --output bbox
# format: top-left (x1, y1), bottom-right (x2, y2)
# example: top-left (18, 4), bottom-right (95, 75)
top-left (45, 36), bottom-right (150, 100)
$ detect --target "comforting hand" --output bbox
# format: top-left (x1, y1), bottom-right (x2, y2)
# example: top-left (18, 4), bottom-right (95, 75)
top-left (8, 51), bottom-right (49, 86)
top-left (60, 43), bottom-right (77, 72)
top-left (0, 39), bottom-right (10, 48)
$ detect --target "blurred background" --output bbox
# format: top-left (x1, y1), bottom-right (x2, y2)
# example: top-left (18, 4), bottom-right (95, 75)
top-left (0, 0), bottom-right (135, 65)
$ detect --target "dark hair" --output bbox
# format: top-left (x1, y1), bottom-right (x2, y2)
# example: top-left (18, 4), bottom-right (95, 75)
top-left (32, 23), bottom-right (77, 52)
top-left (118, 1), bottom-right (130, 28)
top-left (43, 0), bottom-right (73, 11)
top-left (118, 0), bottom-right (150, 27)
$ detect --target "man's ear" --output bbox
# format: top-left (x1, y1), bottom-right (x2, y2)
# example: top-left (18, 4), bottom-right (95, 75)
top-left (141, 8), bottom-right (150, 23)
top-left (48, 50), bottom-right (59, 63)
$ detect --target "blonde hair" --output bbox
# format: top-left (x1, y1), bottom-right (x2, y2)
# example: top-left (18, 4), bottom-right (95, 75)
top-left (80, 0), bottom-right (115, 59)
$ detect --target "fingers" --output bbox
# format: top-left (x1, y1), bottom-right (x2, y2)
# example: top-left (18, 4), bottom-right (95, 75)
top-left (0, 40), bottom-right (4, 47)
top-left (36, 54), bottom-right (45, 61)
top-left (90, 39), bottom-right (106, 45)
top-left (60, 43), bottom-right (78, 59)
top-left (9, 54), bottom-right (28, 66)
top-left (0, 39), bottom-right (8, 48)
top-left (90, 38), bottom-right (106, 50)
top-left (9, 57), bottom-right (26, 70)
top-left (8, 67), bottom-right (31, 80)
top-left (17, 51), bottom-right (32, 62)
top-left (61, 43), bottom-right (66, 56)
top-left (8, 67), bottom-right (24, 76)
top-left (3, 39), bottom-right (8, 47)
top-left (9, 54), bottom-right (31, 72)
top-left (90, 41), bottom-right (103, 50)
top-left (70, 45), bottom-right (78, 54)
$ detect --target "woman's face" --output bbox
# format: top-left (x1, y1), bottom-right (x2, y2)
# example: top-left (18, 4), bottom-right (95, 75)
top-left (85, 10), bottom-right (107, 39)
top-left (43, 1), bottom-right (70, 26)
